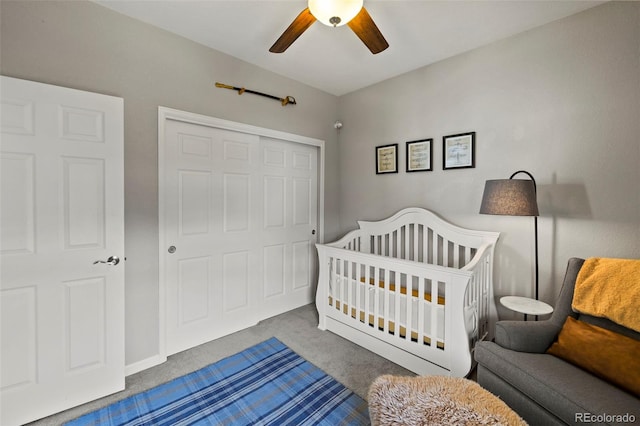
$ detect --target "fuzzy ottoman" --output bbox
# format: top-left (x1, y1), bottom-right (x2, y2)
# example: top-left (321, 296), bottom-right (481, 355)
top-left (368, 375), bottom-right (527, 426)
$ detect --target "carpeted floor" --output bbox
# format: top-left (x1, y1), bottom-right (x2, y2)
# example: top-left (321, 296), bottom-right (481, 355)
top-left (28, 304), bottom-right (415, 425)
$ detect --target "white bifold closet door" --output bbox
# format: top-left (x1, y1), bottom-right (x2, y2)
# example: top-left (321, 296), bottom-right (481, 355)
top-left (0, 76), bottom-right (125, 425)
top-left (163, 119), bottom-right (318, 355)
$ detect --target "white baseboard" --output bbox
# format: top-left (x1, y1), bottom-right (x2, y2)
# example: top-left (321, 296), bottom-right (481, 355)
top-left (125, 353), bottom-right (167, 376)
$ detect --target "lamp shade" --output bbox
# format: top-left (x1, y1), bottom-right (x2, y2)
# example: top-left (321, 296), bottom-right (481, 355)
top-left (308, 0), bottom-right (363, 27)
top-left (480, 179), bottom-right (539, 216)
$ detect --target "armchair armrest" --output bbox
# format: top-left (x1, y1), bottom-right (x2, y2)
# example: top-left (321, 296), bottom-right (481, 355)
top-left (495, 320), bottom-right (561, 353)
top-left (492, 258), bottom-right (585, 354)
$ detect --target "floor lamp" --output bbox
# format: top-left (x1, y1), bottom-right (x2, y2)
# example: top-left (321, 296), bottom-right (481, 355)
top-left (479, 170), bottom-right (540, 300)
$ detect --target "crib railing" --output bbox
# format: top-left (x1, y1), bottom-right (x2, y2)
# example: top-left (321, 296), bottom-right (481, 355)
top-left (366, 224), bottom-right (477, 267)
top-left (315, 243), bottom-right (495, 376)
top-left (328, 209), bottom-right (492, 268)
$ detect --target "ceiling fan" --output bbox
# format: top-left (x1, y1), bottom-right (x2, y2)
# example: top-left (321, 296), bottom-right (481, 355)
top-left (269, 0), bottom-right (389, 54)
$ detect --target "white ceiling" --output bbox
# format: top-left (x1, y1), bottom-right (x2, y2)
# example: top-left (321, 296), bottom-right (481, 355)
top-left (94, 0), bottom-right (605, 96)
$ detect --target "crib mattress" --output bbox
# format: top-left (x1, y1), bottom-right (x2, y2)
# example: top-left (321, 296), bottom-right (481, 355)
top-left (363, 278), bottom-right (445, 305)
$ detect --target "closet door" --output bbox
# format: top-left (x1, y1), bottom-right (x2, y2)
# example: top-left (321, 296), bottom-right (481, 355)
top-left (163, 119), bottom-right (318, 355)
top-left (0, 76), bottom-right (124, 425)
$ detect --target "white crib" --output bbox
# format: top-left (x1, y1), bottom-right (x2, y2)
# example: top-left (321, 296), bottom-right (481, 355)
top-left (315, 208), bottom-right (500, 377)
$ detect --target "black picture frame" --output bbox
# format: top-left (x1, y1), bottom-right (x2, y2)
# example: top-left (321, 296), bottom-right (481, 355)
top-left (443, 132), bottom-right (475, 170)
top-left (376, 143), bottom-right (398, 174)
top-left (406, 139), bottom-right (433, 172)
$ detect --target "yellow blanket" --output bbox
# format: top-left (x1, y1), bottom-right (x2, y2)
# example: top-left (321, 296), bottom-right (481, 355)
top-left (572, 257), bottom-right (640, 332)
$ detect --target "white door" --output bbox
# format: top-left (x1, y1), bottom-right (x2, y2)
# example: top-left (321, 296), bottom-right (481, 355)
top-left (0, 76), bottom-right (124, 425)
top-left (163, 119), bottom-right (318, 355)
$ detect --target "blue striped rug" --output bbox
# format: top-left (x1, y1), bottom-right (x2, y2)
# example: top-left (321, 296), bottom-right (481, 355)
top-left (67, 338), bottom-right (370, 425)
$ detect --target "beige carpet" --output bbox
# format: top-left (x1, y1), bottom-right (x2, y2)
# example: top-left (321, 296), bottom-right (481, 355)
top-left (368, 375), bottom-right (527, 426)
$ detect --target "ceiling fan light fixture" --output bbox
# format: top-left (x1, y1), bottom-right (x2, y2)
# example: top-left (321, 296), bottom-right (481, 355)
top-left (308, 0), bottom-right (363, 27)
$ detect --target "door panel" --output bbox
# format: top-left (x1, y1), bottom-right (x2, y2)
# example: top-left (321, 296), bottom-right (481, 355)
top-left (64, 277), bottom-right (106, 371)
top-left (178, 256), bottom-right (211, 324)
top-left (0, 76), bottom-right (124, 425)
top-left (0, 287), bottom-right (36, 389)
top-left (179, 170), bottom-right (211, 235)
top-left (1, 153), bottom-right (35, 254)
top-left (164, 120), bottom-right (318, 355)
top-left (62, 157), bottom-right (106, 248)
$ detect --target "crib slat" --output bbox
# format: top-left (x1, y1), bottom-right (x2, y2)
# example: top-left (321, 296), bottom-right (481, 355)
top-left (394, 273), bottom-right (401, 338)
top-left (384, 268), bottom-right (390, 333)
top-left (335, 258), bottom-right (341, 311)
top-left (329, 257), bottom-right (336, 309)
top-left (406, 274), bottom-right (413, 342)
top-left (336, 258), bottom-right (342, 311)
top-left (355, 261), bottom-right (361, 321)
top-left (365, 264), bottom-right (371, 327)
top-left (334, 257), bottom-right (339, 310)
top-left (431, 280), bottom-right (439, 346)
top-left (374, 266), bottom-right (380, 332)
top-left (418, 277), bottom-right (425, 345)
top-left (411, 223), bottom-right (420, 262)
top-left (347, 260), bottom-right (354, 318)
top-left (341, 259), bottom-right (348, 314)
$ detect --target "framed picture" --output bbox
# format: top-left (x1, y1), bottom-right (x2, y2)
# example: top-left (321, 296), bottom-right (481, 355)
top-left (443, 132), bottom-right (475, 170)
top-left (376, 143), bottom-right (398, 174)
top-left (406, 139), bottom-right (433, 172)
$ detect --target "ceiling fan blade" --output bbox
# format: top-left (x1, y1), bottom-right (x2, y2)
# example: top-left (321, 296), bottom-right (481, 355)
top-left (347, 7), bottom-right (389, 54)
top-left (269, 8), bottom-right (317, 53)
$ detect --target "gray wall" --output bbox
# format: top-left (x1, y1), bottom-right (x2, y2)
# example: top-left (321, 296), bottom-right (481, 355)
top-left (337, 1), bottom-right (640, 317)
top-left (0, 0), bottom-right (341, 366)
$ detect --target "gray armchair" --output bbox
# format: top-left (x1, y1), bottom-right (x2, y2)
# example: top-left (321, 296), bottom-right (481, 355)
top-left (475, 258), bottom-right (640, 425)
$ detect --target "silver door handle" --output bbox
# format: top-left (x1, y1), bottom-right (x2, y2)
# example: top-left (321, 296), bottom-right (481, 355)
top-left (93, 255), bottom-right (120, 266)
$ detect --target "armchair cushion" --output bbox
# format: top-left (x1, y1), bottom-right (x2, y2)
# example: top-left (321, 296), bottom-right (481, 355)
top-left (495, 320), bottom-right (562, 353)
top-left (547, 316), bottom-right (640, 397)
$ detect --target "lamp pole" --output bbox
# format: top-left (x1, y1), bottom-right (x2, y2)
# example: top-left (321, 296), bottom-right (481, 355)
top-left (509, 170), bottom-right (539, 301)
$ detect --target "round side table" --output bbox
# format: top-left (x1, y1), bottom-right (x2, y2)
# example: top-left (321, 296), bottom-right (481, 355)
top-left (500, 296), bottom-right (553, 321)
